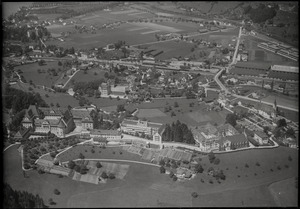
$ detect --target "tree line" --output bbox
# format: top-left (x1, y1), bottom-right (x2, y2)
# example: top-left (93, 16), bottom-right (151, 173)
top-left (3, 183), bottom-right (48, 208)
top-left (162, 120), bottom-right (195, 144)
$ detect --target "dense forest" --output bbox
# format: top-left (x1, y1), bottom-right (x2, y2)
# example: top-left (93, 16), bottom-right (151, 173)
top-left (243, 4), bottom-right (278, 23)
top-left (3, 183), bottom-right (48, 208)
top-left (162, 120), bottom-right (195, 144)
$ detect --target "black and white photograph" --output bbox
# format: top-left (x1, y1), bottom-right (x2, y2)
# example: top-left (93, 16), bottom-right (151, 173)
top-left (2, 1), bottom-right (298, 208)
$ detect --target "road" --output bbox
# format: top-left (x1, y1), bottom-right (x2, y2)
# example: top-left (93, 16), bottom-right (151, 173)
top-left (62, 69), bottom-right (80, 88)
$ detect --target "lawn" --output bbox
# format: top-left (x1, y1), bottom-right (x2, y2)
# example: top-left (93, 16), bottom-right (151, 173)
top-left (136, 108), bottom-right (167, 118)
top-left (69, 68), bottom-right (106, 84)
top-left (14, 61), bottom-right (64, 88)
top-left (4, 143), bottom-right (298, 207)
top-left (56, 144), bottom-right (149, 163)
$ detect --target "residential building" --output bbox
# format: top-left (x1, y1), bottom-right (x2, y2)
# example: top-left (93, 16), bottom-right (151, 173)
top-left (218, 134), bottom-right (249, 151)
top-left (110, 85), bottom-right (128, 97)
top-left (90, 129), bottom-right (121, 141)
top-left (99, 82), bottom-right (111, 96)
top-left (71, 108), bottom-right (95, 130)
top-left (22, 105), bottom-right (40, 128)
top-left (253, 131), bottom-right (269, 145)
top-left (14, 126), bottom-right (32, 140)
top-left (120, 119), bottom-right (163, 136)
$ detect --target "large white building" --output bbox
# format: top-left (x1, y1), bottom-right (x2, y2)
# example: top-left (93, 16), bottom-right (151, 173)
top-left (90, 129), bottom-right (122, 141)
top-left (120, 119), bottom-right (163, 136)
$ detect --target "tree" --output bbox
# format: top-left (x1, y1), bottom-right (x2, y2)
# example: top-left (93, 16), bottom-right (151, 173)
top-left (58, 61), bottom-right (62, 66)
top-left (117, 104), bottom-right (125, 112)
top-left (54, 189), bottom-right (60, 195)
top-left (159, 159), bottom-right (165, 166)
top-left (286, 128), bottom-right (295, 138)
top-left (191, 192), bottom-right (198, 198)
top-left (213, 158), bottom-right (220, 165)
top-left (48, 198), bottom-right (56, 205)
top-left (79, 153), bottom-right (85, 159)
top-left (68, 160), bottom-right (76, 169)
top-left (96, 161), bottom-right (102, 168)
top-left (108, 173), bottom-right (116, 179)
top-left (174, 101), bottom-right (179, 108)
top-left (208, 151), bottom-right (216, 163)
top-left (226, 113), bottom-right (238, 127)
top-left (169, 171), bottom-right (174, 178)
top-left (172, 175), bottom-right (178, 181)
top-left (194, 163), bottom-right (204, 173)
top-left (101, 171), bottom-right (108, 179)
top-left (160, 166), bottom-right (166, 173)
top-left (277, 118), bottom-right (287, 128)
top-left (263, 126), bottom-right (271, 134)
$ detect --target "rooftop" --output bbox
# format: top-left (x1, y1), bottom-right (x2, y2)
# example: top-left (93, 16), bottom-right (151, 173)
top-left (220, 134), bottom-right (248, 144)
top-left (90, 129), bottom-right (121, 135)
top-left (235, 62), bottom-right (271, 70)
top-left (271, 65), bottom-right (299, 73)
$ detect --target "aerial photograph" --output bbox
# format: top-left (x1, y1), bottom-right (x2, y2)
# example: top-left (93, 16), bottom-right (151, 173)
top-left (2, 1), bottom-right (298, 208)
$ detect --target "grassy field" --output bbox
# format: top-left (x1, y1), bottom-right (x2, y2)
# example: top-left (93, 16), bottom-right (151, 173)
top-left (4, 142), bottom-right (298, 207)
top-left (69, 68), bottom-right (106, 83)
top-left (243, 35), bottom-right (298, 66)
top-left (14, 61), bottom-right (64, 87)
top-left (126, 99), bottom-right (230, 126)
top-left (136, 108), bottom-right (167, 118)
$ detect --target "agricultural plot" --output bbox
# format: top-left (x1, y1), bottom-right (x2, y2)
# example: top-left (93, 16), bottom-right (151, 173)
top-left (14, 61), bottom-right (64, 87)
top-left (70, 68), bottom-right (106, 83)
top-left (184, 108), bottom-right (228, 125)
top-left (136, 108), bottom-right (167, 118)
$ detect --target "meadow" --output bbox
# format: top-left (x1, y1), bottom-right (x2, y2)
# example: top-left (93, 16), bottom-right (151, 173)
top-left (14, 61), bottom-right (64, 87)
top-left (4, 141), bottom-right (298, 207)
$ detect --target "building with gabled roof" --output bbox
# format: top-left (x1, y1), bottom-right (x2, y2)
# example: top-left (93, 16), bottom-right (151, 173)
top-left (14, 126), bottom-right (32, 140)
top-left (153, 124), bottom-right (165, 145)
top-left (253, 131), bottom-right (269, 145)
top-left (71, 108), bottom-right (95, 130)
top-left (218, 134), bottom-right (249, 151)
top-left (22, 105), bottom-right (40, 128)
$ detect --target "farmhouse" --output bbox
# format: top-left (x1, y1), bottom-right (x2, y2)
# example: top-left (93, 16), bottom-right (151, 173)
top-left (90, 129), bottom-right (122, 141)
top-left (120, 119), bottom-right (163, 136)
top-left (218, 134), bottom-right (249, 151)
top-left (253, 131), bottom-right (269, 145)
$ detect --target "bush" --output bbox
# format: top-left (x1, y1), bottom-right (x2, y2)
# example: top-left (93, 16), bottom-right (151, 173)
top-left (213, 158), bottom-right (220, 165)
top-left (209, 179), bottom-right (213, 184)
top-left (108, 173), bottom-right (116, 179)
top-left (91, 149), bottom-right (95, 153)
top-left (54, 189), bottom-right (60, 195)
top-left (191, 192), bottom-right (198, 198)
top-left (288, 155), bottom-right (292, 161)
top-left (48, 198), bottom-right (56, 205)
top-left (277, 166), bottom-right (281, 170)
top-left (96, 161), bottom-right (102, 168)
top-left (172, 175), bottom-right (178, 181)
top-left (245, 163), bottom-right (249, 168)
top-left (256, 162), bottom-right (260, 166)
top-left (169, 171), bottom-right (174, 178)
top-left (159, 166), bottom-right (166, 174)
top-left (285, 164), bottom-right (289, 169)
top-left (101, 171), bottom-right (108, 179)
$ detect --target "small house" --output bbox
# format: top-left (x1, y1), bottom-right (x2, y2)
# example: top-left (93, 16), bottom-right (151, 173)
top-left (253, 131), bottom-right (269, 145)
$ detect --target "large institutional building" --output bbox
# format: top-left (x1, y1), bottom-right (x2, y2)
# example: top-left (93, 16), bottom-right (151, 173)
top-left (120, 119), bottom-right (163, 136)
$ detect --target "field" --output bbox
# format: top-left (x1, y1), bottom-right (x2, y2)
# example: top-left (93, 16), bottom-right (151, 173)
top-left (4, 142), bottom-right (298, 207)
top-left (243, 35), bottom-right (298, 66)
top-left (56, 144), bottom-right (149, 163)
top-left (69, 68), bottom-right (106, 83)
top-left (14, 61), bottom-right (64, 87)
top-left (125, 99), bottom-right (230, 126)
top-left (136, 108), bottom-right (167, 118)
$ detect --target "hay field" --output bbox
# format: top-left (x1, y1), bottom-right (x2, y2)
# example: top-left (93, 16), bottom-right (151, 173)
top-left (136, 108), bottom-right (167, 118)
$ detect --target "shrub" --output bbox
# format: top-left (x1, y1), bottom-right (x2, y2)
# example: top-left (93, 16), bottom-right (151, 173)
top-left (119, 151), bottom-right (122, 155)
top-left (200, 178), bottom-right (204, 183)
top-left (256, 162), bottom-right (260, 166)
top-left (96, 161), bottom-right (102, 168)
top-left (169, 171), bottom-right (174, 178)
top-left (285, 164), bottom-right (289, 168)
top-left (160, 166), bottom-right (166, 174)
top-left (288, 155), bottom-right (292, 161)
top-left (237, 175), bottom-right (240, 178)
top-left (113, 151), bottom-right (115, 154)
top-left (270, 169), bottom-right (273, 172)
top-left (54, 189), bottom-right (60, 195)
top-left (213, 158), bottom-right (220, 165)
top-left (254, 173), bottom-right (257, 176)
top-left (58, 174), bottom-right (63, 178)
top-left (209, 179), bottom-right (213, 184)
top-left (173, 175), bottom-right (178, 181)
top-left (191, 192), bottom-right (198, 198)
top-left (91, 149), bottom-right (95, 153)
top-left (245, 163), bottom-right (249, 168)
top-left (49, 198), bottom-right (56, 205)
top-left (101, 171), bottom-right (108, 179)
top-left (108, 173), bottom-right (116, 179)
top-left (277, 166), bottom-right (281, 170)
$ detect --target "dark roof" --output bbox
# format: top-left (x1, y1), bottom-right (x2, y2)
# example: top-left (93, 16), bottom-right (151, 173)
top-left (204, 90), bottom-right (219, 102)
top-left (232, 105), bottom-right (249, 114)
top-left (234, 62), bottom-right (271, 70)
top-left (255, 131), bottom-right (268, 138)
top-left (220, 134), bottom-right (248, 144)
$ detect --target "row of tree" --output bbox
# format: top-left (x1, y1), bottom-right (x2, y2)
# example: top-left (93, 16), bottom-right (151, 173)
top-left (162, 120), bottom-right (195, 144)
